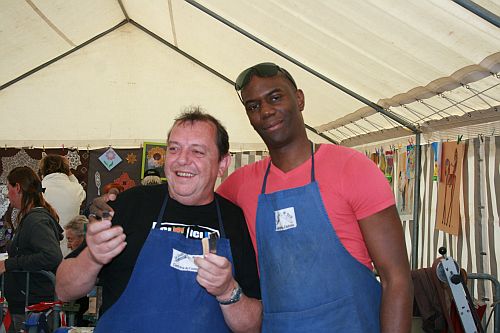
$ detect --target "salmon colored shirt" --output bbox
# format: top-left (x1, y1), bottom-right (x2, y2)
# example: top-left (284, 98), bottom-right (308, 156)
top-left (217, 144), bottom-right (395, 270)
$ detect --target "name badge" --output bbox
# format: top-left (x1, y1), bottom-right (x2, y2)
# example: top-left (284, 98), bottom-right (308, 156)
top-left (170, 248), bottom-right (202, 272)
top-left (274, 207), bottom-right (297, 231)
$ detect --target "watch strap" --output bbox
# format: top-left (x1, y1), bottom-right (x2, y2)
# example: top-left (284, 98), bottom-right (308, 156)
top-left (217, 283), bottom-right (242, 305)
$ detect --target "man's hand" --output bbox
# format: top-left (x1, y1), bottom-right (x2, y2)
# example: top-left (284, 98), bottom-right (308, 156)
top-left (194, 254), bottom-right (235, 299)
top-left (86, 218), bottom-right (126, 266)
top-left (88, 187), bottom-right (120, 222)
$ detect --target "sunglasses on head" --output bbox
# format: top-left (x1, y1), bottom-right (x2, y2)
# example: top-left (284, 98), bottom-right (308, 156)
top-left (234, 62), bottom-right (297, 91)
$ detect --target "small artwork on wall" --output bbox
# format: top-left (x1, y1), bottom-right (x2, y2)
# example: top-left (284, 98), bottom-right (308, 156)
top-left (141, 142), bottom-right (167, 180)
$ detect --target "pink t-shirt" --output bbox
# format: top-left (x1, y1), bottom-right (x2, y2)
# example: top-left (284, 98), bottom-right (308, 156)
top-left (217, 144), bottom-right (395, 269)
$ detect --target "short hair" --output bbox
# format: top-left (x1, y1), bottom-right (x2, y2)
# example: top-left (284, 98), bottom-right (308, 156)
top-left (39, 154), bottom-right (70, 177)
top-left (65, 215), bottom-right (88, 238)
top-left (167, 106), bottom-right (229, 161)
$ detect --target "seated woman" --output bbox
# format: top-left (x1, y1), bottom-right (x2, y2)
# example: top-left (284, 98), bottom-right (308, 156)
top-left (64, 215), bottom-right (91, 327)
top-left (0, 166), bottom-right (63, 332)
top-left (64, 215), bottom-right (87, 252)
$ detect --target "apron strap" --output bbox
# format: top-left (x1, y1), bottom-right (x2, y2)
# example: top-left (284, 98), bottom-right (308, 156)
top-left (155, 194), bottom-right (169, 228)
top-left (214, 196), bottom-right (226, 239)
top-left (261, 141), bottom-right (316, 194)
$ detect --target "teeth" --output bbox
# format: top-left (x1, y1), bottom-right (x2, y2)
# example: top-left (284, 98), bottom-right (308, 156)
top-left (176, 172), bottom-right (194, 177)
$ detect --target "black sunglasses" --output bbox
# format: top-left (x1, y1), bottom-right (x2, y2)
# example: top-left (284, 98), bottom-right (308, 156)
top-left (234, 62), bottom-right (297, 91)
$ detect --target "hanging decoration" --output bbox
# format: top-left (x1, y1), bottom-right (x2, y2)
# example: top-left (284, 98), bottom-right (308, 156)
top-left (0, 185), bottom-right (9, 219)
top-left (435, 142), bottom-right (465, 235)
top-left (95, 171), bottom-right (102, 196)
top-left (98, 147), bottom-right (122, 171)
top-left (113, 172), bottom-right (136, 191)
top-left (384, 150), bottom-right (394, 185)
top-left (396, 148), bottom-right (413, 219)
top-left (0, 149), bottom-right (40, 183)
top-left (141, 142), bottom-right (167, 179)
top-left (87, 148), bottom-right (142, 205)
top-left (65, 150), bottom-right (82, 170)
top-left (126, 153), bottom-right (137, 164)
top-left (431, 142), bottom-right (442, 182)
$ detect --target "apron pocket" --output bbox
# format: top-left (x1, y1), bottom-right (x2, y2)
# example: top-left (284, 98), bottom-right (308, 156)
top-left (263, 295), bottom-right (368, 333)
top-left (96, 308), bottom-right (230, 333)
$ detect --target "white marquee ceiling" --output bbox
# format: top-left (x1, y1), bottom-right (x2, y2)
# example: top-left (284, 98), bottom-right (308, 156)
top-left (1, 0), bottom-right (499, 149)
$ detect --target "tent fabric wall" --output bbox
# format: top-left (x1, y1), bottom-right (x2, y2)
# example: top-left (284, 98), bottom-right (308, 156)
top-left (385, 137), bottom-right (499, 331)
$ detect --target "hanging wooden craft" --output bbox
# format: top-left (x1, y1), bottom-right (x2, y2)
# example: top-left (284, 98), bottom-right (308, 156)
top-left (435, 141), bottom-right (464, 235)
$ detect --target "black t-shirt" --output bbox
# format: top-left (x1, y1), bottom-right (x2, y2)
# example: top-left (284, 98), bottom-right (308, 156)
top-left (95, 184), bottom-right (260, 314)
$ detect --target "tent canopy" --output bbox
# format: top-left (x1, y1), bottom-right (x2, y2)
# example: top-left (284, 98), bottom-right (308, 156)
top-left (1, 0), bottom-right (499, 150)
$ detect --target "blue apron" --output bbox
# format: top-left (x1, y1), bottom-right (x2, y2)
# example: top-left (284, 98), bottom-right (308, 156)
top-left (256, 144), bottom-right (382, 332)
top-left (95, 195), bottom-right (233, 333)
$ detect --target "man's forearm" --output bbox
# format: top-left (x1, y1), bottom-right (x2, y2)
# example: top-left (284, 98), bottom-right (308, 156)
top-left (221, 295), bottom-right (262, 333)
top-left (380, 276), bottom-right (413, 333)
top-left (56, 247), bottom-right (102, 301)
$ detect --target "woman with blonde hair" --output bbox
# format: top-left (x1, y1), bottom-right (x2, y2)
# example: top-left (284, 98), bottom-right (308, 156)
top-left (0, 166), bottom-right (63, 332)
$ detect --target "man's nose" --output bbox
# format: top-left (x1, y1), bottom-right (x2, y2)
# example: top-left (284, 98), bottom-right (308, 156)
top-left (177, 149), bottom-right (192, 164)
top-left (260, 101), bottom-right (275, 118)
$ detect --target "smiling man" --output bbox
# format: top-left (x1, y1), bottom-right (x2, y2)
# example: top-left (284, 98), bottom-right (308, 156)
top-left (216, 63), bottom-right (413, 333)
top-left (56, 108), bottom-right (262, 333)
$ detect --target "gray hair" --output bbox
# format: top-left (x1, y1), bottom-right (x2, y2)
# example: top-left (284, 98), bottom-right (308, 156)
top-left (64, 215), bottom-right (88, 237)
top-left (141, 175), bottom-right (162, 186)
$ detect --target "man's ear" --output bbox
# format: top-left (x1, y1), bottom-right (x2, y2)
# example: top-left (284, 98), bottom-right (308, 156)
top-left (217, 153), bottom-right (232, 177)
top-left (296, 89), bottom-right (305, 112)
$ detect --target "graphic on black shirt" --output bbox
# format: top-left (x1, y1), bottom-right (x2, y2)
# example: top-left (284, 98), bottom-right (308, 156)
top-left (152, 221), bottom-right (219, 240)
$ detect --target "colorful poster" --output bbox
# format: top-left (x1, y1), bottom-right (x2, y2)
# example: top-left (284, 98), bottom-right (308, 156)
top-left (435, 142), bottom-right (465, 235)
top-left (431, 142), bottom-right (442, 182)
top-left (141, 142), bottom-right (167, 179)
top-left (395, 146), bottom-right (415, 220)
top-left (385, 150), bottom-right (394, 185)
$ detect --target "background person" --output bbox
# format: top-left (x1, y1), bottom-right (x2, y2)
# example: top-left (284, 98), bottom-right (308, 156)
top-left (141, 168), bottom-right (162, 186)
top-left (216, 62), bottom-right (413, 333)
top-left (56, 108), bottom-right (262, 333)
top-left (64, 215), bottom-right (87, 251)
top-left (1, 167), bottom-right (63, 333)
top-left (63, 215), bottom-right (90, 327)
top-left (39, 154), bottom-right (86, 256)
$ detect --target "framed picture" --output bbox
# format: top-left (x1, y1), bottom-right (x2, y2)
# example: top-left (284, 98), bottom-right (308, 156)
top-left (141, 142), bottom-right (167, 180)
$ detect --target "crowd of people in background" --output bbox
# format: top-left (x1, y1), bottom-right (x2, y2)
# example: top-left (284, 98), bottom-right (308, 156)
top-left (0, 149), bottom-right (170, 331)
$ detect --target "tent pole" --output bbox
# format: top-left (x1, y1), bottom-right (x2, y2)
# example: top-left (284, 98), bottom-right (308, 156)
top-left (131, 20), bottom-right (338, 145)
top-left (411, 132), bottom-right (422, 269)
top-left (185, 0), bottom-right (419, 134)
top-left (452, 0), bottom-right (500, 28)
top-left (305, 125), bottom-right (338, 144)
top-left (0, 20), bottom-right (128, 92)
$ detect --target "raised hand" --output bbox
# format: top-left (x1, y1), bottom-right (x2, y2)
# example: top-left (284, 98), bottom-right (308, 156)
top-left (86, 217), bottom-right (126, 266)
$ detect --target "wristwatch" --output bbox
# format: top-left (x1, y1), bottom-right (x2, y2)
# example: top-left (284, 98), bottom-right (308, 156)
top-left (217, 283), bottom-right (242, 305)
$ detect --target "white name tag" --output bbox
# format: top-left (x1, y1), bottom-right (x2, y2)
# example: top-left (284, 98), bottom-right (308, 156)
top-left (170, 248), bottom-right (202, 272)
top-left (274, 207), bottom-right (297, 231)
